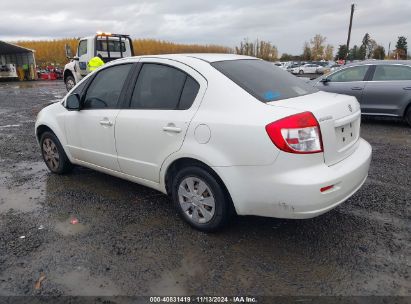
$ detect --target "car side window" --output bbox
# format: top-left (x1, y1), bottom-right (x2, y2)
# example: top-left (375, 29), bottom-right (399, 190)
top-left (78, 40), bottom-right (87, 57)
top-left (373, 65), bottom-right (411, 81)
top-left (130, 63), bottom-right (199, 110)
top-left (179, 76), bottom-right (200, 110)
top-left (83, 64), bottom-right (132, 109)
top-left (328, 65), bottom-right (369, 82)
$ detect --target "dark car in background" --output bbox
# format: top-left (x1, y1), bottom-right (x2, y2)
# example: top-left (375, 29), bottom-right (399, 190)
top-left (311, 61), bottom-right (411, 126)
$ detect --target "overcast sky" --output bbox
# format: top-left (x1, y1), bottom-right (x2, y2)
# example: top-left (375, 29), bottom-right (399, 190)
top-left (1, 0), bottom-right (409, 54)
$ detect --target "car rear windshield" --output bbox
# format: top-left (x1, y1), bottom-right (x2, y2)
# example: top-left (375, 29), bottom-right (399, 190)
top-left (211, 59), bottom-right (317, 102)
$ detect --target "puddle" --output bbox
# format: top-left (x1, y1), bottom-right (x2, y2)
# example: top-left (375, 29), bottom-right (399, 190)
top-left (0, 124), bottom-right (20, 128)
top-left (51, 267), bottom-right (120, 296)
top-left (54, 217), bottom-right (89, 236)
top-left (149, 252), bottom-right (203, 295)
top-left (0, 163), bottom-right (47, 212)
top-left (0, 186), bottom-right (43, 212)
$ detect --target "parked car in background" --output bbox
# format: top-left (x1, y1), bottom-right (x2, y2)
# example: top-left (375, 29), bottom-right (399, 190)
top-left (316, 63), bottom-right (340, 75)
top-left (36, 54), bottom-right (371, 231)
top-left (0, 64), bottom-right (18, 79)
top-left (287, 63), bottom-right (303, 72)
top-left (292, 63), bottom-right (322, 75)
top-left (311, 61), bottom-right (411, 126)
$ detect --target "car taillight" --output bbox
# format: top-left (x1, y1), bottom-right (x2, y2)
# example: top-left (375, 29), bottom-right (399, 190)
top-left (265, 112), bottom-right (323, 154)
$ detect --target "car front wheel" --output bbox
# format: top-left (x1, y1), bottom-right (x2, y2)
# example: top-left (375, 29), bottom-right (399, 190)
top-left (299, 70), bottom-right (304, 75)
top-left (40, 131), bottom-right (72, 174)
top-left (172, 166), bottom-right (230, 232)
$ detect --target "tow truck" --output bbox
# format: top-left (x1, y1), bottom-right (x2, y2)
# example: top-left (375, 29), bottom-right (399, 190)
top-left (63, 32), bottom-right (134, 91)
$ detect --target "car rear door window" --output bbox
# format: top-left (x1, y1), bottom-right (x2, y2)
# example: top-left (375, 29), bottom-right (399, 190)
top-left (212, 59), bottom-right (317, 102)
top-left (179, 76), bottom-right (200, 110)
top-left (373, 65), bottom-right (411, 81)
top-left (328, 65), bottom-right (369, 82)
top-left (130, 63), bottom-right (199, 110)
top-left (83, 64), bottom-right (132, 109)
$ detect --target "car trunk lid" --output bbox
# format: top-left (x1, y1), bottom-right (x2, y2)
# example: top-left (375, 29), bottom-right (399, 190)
top-left (267, 91), bottom-right (361, 166)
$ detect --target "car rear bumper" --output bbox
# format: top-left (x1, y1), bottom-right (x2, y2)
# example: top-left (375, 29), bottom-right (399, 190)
top-left (214, 138), bottom-right (372, 219)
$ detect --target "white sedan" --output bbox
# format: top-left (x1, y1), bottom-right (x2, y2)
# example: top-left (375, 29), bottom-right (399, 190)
top-left (35, 54), bottom-right (372, 231)
top-left (292, 63), bottom-right (323, 75)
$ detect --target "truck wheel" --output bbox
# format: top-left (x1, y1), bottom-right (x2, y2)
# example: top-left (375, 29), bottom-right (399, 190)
top-left (405, 106), bottom-right (411, 127)
top-left (65, 75), bottom-right (76, 91)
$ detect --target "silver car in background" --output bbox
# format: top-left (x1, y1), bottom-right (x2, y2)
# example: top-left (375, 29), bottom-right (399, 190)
top-left (311, 61), bottom-right (411, 126)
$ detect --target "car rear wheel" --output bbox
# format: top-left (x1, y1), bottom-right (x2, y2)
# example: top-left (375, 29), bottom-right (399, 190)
top-left (172, 166), bottom-right (230, 232)
top-left (40, 131), bottom-right (72, 174)
top-left (65, 75), bottom-right (76, 91)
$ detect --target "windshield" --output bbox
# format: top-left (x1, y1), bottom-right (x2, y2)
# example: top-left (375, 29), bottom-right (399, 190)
top-left (211, 59), bottom-right (317, 103)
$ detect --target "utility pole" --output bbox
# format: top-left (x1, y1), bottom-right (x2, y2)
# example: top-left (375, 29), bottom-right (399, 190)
top-left (345, 3), bottom-right (355, 63)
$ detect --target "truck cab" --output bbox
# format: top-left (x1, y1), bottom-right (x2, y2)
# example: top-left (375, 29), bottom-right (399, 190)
top-left (63, 32), bottom-right (134, 91)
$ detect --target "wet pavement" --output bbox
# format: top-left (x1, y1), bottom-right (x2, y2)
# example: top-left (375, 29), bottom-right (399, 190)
top-left (0, 80), bottom-right (410, 297)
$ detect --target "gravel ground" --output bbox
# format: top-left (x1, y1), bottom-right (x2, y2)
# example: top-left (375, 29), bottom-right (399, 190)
top-left (0, 80), bottom-right (410, 298)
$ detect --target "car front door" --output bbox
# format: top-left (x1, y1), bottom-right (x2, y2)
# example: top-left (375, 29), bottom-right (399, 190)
top-left (115, 59), bottom-right (207, 183)
top-left (361, 64), bottom-right (411, 116)
top-left (316, 65), bottom-right (370, 103)
top-left (64, 63), bottom-right (134, 171)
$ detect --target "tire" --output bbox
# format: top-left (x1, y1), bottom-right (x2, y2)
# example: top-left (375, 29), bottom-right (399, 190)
top-left (405, 106), bottom-right (411, 127)
top-left (299, 70), bottom-right (304, 75)
top-left (171, 166), bottom-right (230, 232)
top-left (65, 75), bottom-right (76, 91)
top-left (40, 131), bottom-right (73, 174)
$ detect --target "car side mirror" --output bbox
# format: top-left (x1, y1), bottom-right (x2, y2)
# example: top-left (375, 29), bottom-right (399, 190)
top-left (66, 93), bottom-right (81, 110)
top-left (320, 77), bottom-right (330, 84)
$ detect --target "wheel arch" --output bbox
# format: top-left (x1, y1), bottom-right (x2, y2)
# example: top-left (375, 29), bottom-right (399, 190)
top-left (63, 69), bottom-right (74, 82)
top-left (35, 122), bottom-right (73, 162)
top-left (162, 157), bottom-right (236, 214)
top-left (36, 124), bottom-right (54, 143)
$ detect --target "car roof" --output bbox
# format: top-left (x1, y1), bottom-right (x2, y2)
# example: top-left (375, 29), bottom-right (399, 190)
top-left (344, 60), bottom-right (411, 67)
top-left (128, 53), bottom-right (257, 63)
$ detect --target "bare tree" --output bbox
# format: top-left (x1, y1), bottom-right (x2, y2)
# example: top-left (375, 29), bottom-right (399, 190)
top-left (324, 44), bottom-right (334, 60)
top-left (310, 34), bottom-right (327, 60)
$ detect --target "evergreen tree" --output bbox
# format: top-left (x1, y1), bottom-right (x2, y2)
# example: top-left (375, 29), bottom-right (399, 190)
top-left (335, 45), bottom-right (347, 60)
top-left (395, 36), bottom-right (408, 59)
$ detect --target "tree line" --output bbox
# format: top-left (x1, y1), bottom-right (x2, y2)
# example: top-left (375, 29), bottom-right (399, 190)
top-left (335, 34), bottom-right (408, 61)
top-left (235, 33), bottom-right (409, 62)
top-left (14, 33), bottom-right (409, 67)
top-left (14, 38), bottom-right (232, 66)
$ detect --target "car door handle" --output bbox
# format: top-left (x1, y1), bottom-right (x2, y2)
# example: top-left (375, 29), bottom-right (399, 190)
top-left (403, 87), bottom-right (411, 90)
top-left (99, 119), bottom-right (113, 127)
top-left (163, 126), bottom-right (182, 133)
top-left (351, 87), bottom-right (363, 91)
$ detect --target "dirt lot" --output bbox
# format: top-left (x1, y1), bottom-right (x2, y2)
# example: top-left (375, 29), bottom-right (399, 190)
top-left (0, 81), bottom-right (410, 298)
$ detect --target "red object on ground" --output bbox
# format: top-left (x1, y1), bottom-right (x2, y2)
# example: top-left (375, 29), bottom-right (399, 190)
top-left (70, 218), bottom-right (79, 225)
top-left (39, 72), bottom-right (57, 80)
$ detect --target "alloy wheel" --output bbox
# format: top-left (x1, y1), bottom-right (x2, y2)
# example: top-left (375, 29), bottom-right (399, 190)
top-left (42, 138), bottom-right (60, 171)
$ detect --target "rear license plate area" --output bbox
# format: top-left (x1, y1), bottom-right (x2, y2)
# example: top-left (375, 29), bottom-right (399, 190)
top-left (336, 121), bottom-right (357, 151)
